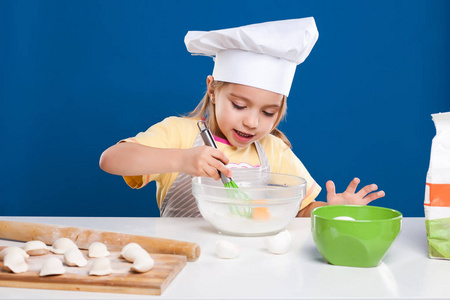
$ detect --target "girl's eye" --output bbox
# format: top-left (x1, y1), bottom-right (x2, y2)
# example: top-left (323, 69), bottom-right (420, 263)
top-left (263, 111), bottom-right (276, 117)
top-left (232, 102), bottom-right (245, 110)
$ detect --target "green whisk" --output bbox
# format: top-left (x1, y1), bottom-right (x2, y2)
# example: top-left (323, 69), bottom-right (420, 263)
top-left (197, 121), bottom-right (253, 218)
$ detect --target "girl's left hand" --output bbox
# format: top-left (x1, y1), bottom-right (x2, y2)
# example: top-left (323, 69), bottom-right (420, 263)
top-left (326, 177), bottom-right (385, 206)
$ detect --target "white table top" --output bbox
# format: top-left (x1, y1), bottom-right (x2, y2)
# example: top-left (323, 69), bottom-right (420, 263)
top-left (0, 217), bottom-right (448, 299)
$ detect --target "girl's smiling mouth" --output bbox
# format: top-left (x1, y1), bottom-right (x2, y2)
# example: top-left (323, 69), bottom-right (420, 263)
top-left (233, 129), bottom-right (255, 143)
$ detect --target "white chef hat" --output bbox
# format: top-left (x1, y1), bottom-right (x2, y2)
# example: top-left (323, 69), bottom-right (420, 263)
top-left (184, 17), bottom-right (319, 97)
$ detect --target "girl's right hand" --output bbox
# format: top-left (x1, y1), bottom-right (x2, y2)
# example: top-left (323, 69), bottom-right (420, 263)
top-left (180, 146), bottom-right (233, 181)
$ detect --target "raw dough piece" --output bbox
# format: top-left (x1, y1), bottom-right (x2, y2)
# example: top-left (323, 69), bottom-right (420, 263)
top-left (64, 248), bottom-right (87, 267)
top-left (121, 246), bottom-right (150, 263)
top-left (120, 243), bottom-right (153, 272)
top-left (334, 216), bottom-right (356, 221)
top-left (0, 247), bottom-right (29, 261)
top-left (51, 238), bottom-right (78, 254)
top-left (40, 257), bottom-right (65, 276)
top-left (23, 240), bottom-right (49, 256)
top-left (120, 243), bottom-right (142, 258)
top-left (215, 240), bottom-right (240, 259)
top-left (4, 252), bottom-right (28, 273)
top-left (131, 255), bottom-right (154, 273)
top-left (88, 242), bottom-right (110, 258)
top-left (264, 230), bottom-right (291, 255)
top-left (89, 258), bottom-right (113, 276)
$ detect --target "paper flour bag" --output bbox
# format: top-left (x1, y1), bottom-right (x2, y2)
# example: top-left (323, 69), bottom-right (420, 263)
top-left (425, 111), bottom-right (450, 259)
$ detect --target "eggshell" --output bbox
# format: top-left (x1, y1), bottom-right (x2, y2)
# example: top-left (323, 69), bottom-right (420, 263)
top-left (334, 216), bottom-right (356, 221)
top-left (215, 240), bottom-right (240, 259)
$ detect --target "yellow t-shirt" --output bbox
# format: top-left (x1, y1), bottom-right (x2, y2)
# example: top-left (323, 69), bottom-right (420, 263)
top-left (121, 116), bottom-right (321, 210)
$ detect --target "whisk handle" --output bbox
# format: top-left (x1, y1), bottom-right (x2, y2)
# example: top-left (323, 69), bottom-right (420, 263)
top-left (198, 120), bottom-right (218, 149)
top-left (197, 120), bottom-right (232, 185)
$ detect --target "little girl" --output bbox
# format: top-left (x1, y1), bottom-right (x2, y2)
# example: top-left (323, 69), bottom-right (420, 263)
top-left (99, 17), bottom-right (385, 217)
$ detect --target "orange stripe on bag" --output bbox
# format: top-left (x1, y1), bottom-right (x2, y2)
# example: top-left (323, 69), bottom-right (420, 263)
top-left (425, 183), bottom-right (450, 206)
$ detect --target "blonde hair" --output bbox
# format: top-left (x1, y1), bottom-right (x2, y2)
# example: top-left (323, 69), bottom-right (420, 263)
top-left (188, 80), bottom-right (292, 148)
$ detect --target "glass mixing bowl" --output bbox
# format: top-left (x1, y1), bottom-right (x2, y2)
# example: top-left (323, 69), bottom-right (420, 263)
top-left (192, 170), bottom-right (306, 236)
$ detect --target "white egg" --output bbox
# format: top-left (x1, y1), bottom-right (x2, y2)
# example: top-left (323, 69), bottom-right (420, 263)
top-left (333, 216), bottom-right (356, 221)
top-left (215, 240), bottom-right (240, 259)
top-left (265, 230), bottom-right (292, 255)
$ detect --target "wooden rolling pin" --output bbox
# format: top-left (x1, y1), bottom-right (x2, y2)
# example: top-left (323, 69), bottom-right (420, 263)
top-left (0, 220), bottom-right (200, 262)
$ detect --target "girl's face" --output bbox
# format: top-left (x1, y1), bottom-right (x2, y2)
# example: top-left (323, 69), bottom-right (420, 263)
top-left (210, 79), bottom-right (283, 148)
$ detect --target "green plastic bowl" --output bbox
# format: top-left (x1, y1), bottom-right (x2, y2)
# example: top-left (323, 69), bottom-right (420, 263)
top-left (311, 205), bottom-right (402, 268)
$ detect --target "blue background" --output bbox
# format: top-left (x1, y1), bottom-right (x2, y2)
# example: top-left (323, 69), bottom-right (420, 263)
top-left (1, 0), bottom-right (449, 217)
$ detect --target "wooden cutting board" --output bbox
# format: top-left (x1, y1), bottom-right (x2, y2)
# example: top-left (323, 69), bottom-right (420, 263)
top-left (0, 246), bottom-right (186, 295)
